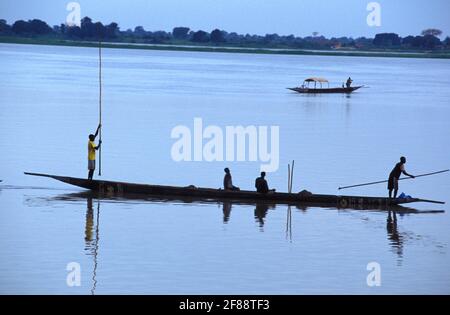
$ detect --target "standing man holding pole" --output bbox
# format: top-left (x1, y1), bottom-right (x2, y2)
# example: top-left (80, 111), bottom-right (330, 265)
top-left (388, 156), bottom-right (415, 198)
top-left (88, 124), bottom-right (102, 180)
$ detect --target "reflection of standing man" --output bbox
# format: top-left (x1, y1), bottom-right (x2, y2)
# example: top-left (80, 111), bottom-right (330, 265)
top-left (388, 156), bottom-right (415, 198)
top-left (84, 196), bottom-right (100, 295)
top-left (387, 211), bottom-right (403, 258)
top-left (85, 197), bottom-right (94, 248)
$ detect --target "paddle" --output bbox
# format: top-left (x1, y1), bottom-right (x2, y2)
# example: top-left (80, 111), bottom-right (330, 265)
top-left (338, 169), bottom-right (449, 190)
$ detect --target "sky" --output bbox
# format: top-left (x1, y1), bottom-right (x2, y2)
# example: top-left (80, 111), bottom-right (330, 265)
top-left (1, 0), bottom-right (449, 38)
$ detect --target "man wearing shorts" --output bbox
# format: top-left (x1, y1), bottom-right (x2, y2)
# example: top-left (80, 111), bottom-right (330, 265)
top-left (88, 124), bottom-right (102, 180)
top-left (388, 156), bottom-right (415, 198)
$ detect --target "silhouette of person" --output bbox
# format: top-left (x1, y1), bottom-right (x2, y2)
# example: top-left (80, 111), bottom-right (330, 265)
top-left (88, 124), bottom-right (102, 180)
top-left (223, 168), bottom-right (240, 191)
top-left (388, 156), bottom-right (415, 198)
top-left (346, 77), bottom-right (353, 88)
top-left (255, 172), bottom-right (275, 193)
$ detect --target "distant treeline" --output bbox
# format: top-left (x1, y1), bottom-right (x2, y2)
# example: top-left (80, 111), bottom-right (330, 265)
top-left (0, 17), bottom-right (448, 51)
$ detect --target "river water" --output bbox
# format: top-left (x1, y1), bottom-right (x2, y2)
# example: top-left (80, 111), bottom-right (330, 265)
top-left (0, 43), bottom-right (449, 294)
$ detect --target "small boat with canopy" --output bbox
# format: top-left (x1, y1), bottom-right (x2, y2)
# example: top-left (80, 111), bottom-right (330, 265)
top-left (288, 77), bottom-right (363, 94)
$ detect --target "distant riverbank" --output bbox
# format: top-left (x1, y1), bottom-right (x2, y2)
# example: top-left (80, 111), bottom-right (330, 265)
top-left (1, 36), bottom-right (450, 59)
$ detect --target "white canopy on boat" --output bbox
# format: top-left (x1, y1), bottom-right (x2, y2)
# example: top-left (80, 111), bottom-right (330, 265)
top-left (303, 77), bottom-right (330, 88)
top-left (304, 77), bottom-right (329, 83)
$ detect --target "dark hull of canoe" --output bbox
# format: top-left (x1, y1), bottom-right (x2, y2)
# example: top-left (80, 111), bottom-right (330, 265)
top-left (24, 172), bottom-right (428, 210)
top-left (288, 86), bottom-right (362, 94)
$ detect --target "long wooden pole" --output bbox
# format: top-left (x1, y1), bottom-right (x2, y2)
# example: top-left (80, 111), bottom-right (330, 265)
top-left (290, 160), bottom-right (294, 193)
top-left (338, 169), bottom-right (449, 190)
top-left (98, 41), bottom-right (102, 176)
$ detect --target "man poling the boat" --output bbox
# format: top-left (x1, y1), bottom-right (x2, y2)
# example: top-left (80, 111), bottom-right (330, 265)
top-left (255, 172), bottom-right (276, 194)
top-left (346, 77), bottom-right (353, 88)
top-left (223, 168), bottom-right (240, 191)
top-left (388, 156), bottom-right (415, 198)
top-left (88, 124), bottom-right (102, 180)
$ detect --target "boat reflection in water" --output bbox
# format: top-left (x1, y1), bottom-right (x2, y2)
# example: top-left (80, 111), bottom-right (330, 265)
top-left (40, 191), bottom-right (443, 293)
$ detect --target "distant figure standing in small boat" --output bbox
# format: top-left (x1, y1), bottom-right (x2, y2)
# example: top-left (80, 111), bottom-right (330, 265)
top-left (88, 124), bottom-right (102, 180)
top-left (346, 77), bottom-right (353, 88)
top-left (255, 172), bottom-right (275, 193)
top-left (223, 168), bottom-right (240, 191)
top-left (388, 156), bottom-right (415, 198)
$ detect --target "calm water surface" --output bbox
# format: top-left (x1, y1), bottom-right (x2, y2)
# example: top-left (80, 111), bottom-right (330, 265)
top-left (0, 43), bottom-right (449, 294)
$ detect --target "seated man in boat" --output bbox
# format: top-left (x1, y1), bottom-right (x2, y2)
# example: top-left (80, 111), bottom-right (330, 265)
top-left (88, 124), bottom-right (102, 180)
top-left (346, 77), bottom-right (353, 88)
top-left (255, 172), bottom-right (275, 194)
top-left (388, 156), bottom-right (415, 198)
top-left (223, 168), bottom-right (240, 191)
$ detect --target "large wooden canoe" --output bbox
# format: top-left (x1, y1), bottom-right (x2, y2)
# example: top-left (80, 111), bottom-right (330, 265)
top-left (24, 172), bottom-right (444, 210)
top-left (288, 86), bottom-right (363, 94)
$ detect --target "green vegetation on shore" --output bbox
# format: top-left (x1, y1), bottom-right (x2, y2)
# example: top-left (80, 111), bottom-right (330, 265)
top-left (1, 17), bottom-right (449, 59)
top-left (1, 36), bottom-right (449, 59)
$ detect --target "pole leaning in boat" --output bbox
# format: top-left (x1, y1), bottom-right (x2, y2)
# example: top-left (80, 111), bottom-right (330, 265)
top-left (287, 160), bottom-right (295, 193)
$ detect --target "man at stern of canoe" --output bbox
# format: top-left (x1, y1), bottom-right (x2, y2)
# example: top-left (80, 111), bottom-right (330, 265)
top-left (88, 124), bottom-right (102, 180)
top-left (388, 156), bottom-right (415, 198)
